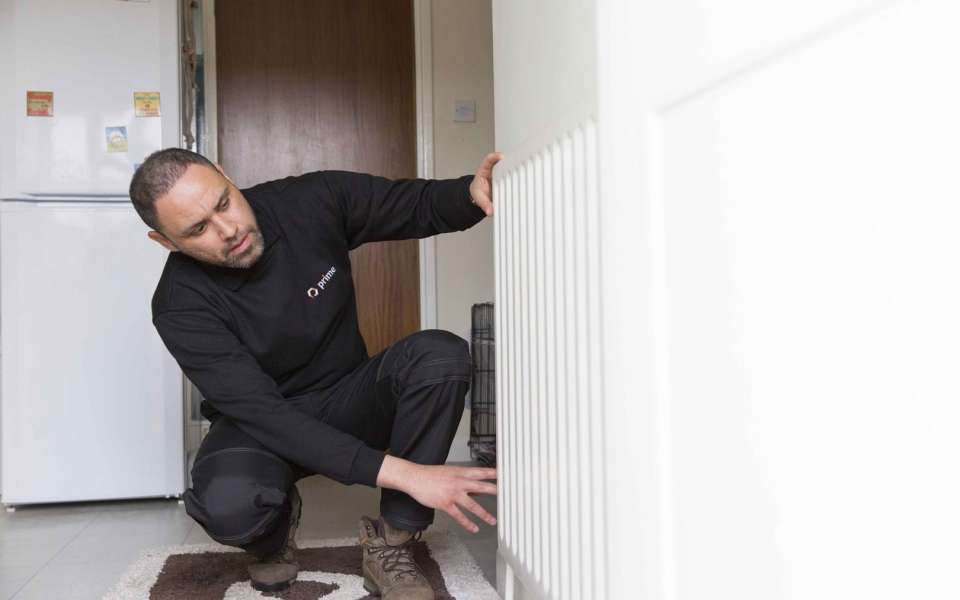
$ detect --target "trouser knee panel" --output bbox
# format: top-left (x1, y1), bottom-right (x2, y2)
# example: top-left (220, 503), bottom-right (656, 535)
top-left (183, 447), bottom-right (294, 547)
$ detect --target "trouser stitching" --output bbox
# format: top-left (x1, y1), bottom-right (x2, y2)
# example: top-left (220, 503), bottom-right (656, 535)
top-left (412, 357), bottom-right (472, 369)
top-left (404, 374), bottom-right (471, 395)
top-left (191, 446), bottom-right (291, 471)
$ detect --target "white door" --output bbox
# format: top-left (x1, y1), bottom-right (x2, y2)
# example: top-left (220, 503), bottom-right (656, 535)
top-left (1, 202), bottom-right (183, 503)
top-left (598, 1), bottom-right (960, 599)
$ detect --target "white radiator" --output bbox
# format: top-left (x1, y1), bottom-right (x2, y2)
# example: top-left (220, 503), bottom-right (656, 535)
top-left (495, 120), bottom-right (607, 600)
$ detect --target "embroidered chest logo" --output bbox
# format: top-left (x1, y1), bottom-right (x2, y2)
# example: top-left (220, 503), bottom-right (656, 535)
top-left (306, 266), bottom-right (337, 298)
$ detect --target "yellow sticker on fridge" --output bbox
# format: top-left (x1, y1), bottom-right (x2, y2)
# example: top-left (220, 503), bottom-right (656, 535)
top-left (134, 92), bottom-right (161, 117)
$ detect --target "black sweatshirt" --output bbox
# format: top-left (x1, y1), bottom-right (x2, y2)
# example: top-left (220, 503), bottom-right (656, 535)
top-left (151, 170), bottom-right (486, 487)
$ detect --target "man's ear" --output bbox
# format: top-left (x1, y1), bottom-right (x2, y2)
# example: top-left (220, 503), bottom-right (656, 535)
top-left (147, 230), bottom-right (179, 253)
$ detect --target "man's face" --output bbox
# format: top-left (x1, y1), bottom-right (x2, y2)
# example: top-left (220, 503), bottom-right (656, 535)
top-left (148, 164), bottom-right (265, 269)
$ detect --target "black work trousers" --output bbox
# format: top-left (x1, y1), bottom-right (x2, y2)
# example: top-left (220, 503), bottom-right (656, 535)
top-left (181, 329), bottom-right (472, 559)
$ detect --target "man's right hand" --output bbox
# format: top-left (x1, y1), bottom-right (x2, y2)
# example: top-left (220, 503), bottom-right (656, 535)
top-left (376, 455), bottom-right (498, 533)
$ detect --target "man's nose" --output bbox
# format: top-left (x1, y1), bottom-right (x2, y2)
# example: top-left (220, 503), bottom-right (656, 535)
top-left (211, 215), bottom-right (238, 240)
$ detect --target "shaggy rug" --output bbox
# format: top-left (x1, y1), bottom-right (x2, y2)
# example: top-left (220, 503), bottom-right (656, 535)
top-left (102, 530), bottom-right (499, 600)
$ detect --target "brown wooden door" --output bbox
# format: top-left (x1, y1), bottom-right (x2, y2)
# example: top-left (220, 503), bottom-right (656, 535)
top-left (215, 0), bottom-right (420, 356)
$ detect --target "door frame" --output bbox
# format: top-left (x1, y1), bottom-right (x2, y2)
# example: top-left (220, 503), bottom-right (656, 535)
top-left (199, 0), bottom-right (438, 330)
top-left (413, 0), bottom-right (437, 330)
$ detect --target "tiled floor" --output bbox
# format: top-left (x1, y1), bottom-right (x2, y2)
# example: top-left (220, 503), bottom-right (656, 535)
top-left (0, 461), bottom-right (498, 599)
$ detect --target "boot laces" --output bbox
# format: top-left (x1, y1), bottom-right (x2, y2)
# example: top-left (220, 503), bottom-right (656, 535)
top-left (368, 530), bottom-right (424, 581)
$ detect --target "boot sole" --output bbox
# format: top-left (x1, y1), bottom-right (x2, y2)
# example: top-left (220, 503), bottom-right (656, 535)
top-left (250, 577), bottom-right (296, 593)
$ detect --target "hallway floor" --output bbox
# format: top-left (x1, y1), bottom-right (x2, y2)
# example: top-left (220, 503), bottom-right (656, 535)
top-left (0, 461), bottom-right (498, 599)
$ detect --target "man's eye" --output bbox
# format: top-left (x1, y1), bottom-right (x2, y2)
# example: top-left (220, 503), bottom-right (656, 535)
top-left (219, 198), bottom-right (230, 211)
top-left (194, 224), bottom-right (206, 235)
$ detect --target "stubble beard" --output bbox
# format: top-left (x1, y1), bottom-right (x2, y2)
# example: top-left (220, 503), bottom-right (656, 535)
top-left (221, 228), bottom-right (265, 269)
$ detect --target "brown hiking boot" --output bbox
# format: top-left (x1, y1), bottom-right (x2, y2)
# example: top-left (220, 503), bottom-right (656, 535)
top-left (246, 484), bottom-right (302, 592)
top-left (359, 515), bottom-right (435, 599)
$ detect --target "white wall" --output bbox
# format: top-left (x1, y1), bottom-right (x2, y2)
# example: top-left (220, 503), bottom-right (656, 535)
top-left (431, 0), bottom-right (496, 462)
top-left (492, 0), bottom-right (597, 160)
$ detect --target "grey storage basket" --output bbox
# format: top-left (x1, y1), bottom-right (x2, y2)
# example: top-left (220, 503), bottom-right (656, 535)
top-left (468, 302), bottom-right (496, 467)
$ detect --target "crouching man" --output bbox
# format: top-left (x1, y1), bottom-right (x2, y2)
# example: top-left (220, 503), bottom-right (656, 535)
top-left (129, 148), bottom-right (501, 597)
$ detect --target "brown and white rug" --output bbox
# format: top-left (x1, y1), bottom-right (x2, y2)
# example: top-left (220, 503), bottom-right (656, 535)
top-left (103, 529), bottom-right (499, 600)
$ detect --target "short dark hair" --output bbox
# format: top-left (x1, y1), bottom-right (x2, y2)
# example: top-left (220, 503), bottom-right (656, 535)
top-left (129, 148), bottom-right (217, 231)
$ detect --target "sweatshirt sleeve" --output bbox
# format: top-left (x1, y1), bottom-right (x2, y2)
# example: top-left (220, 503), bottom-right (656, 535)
top-left (154, 307), bottom-right (386, 487)
top-left (321, 170), bottom-right (488, 250)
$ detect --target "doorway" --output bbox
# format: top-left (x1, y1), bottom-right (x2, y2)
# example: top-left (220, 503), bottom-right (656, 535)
top-left (212, 0), bottom-right (421, 356)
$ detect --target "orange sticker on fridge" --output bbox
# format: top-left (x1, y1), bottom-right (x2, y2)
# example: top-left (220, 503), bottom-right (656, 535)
top-left (26, 91), bottom-right (54, 117)
top-left (133, 91), bottom-right (160, 117)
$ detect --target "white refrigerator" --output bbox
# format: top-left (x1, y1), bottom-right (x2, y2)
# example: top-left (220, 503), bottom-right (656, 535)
top-left (0, 0), bottom-right (185, 505)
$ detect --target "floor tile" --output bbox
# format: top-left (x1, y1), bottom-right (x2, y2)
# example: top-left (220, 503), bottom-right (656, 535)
top-left (10, 560), bottom-right (129, 600)
top-left (0, 529), bottom-right (81, 569)
top-left (49, 505), bottom-right (194, 566)
top-left (181, 523), bottom-right (215, 545)
top-left (0, 566), bottom-right (37, 600)
top-left (295, 474), bottom-right (381, 540)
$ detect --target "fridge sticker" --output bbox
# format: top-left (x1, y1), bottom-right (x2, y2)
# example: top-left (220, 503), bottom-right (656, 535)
top-left (106, 126), bottom-right (129, 153)
top-left (26, 91), bottom-right (54, 117)
top-left (134, 91), bottom-right (161, 117)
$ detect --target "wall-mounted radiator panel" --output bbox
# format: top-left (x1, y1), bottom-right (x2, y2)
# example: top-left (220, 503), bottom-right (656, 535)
top-left (495, 121), bottom-right (606, 600)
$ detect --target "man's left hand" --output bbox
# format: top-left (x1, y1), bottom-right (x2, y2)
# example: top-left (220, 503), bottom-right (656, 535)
top-left (469, 151), bottom-right (503, 217)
